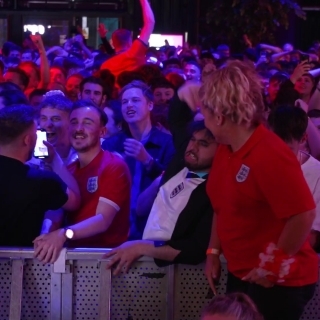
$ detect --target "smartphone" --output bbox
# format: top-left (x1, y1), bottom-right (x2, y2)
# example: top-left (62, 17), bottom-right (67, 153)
top-left (301, 54), bottom-right (309, 63)
top-left (34, 129), bottom-right (49, 159)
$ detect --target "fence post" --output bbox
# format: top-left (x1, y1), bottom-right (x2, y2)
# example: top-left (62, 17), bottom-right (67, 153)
top-left (9, 259), bottom-right (24, 320)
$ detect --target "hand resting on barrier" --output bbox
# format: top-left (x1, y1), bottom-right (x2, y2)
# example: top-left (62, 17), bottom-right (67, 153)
top-left (33, 229), bottom-right (66, 264)
top-left (104, 241), bottom-right (144, 275)
top-left (104, 240), bottom-right (180, 275)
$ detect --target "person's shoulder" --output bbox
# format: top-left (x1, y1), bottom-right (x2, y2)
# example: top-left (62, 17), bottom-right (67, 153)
top-left (303, 155), bottom-right (320, 172)
top-left (254, 125), bottom-right (293, 157)
top-left (102, 131), bottom-right (127, 150)
top-left (99, 151), bottom-right (130, 180)
top-left (28, 166), bottom-right (62, 183)
top-left (101, 150), bottom-right (128, 169)
top-left (150, 127), bottom-right (173, 143)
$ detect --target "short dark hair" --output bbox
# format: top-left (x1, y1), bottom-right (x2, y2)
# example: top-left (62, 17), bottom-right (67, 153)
top-left (19, 61), bottom-right (40, 81)
top-left (72, 99), bottom-right (108, 126)
top-left (0, 104), bottom-right (35, 145)
top-left (39, 95), bottom-right (73, 113)
top-left (105, 100), bottom-right (123, 126)
top-left (111, 29), bottom-right (132, 49)
top-left (21, 49), bottom-right (35, 60)
top-left (80, 76), bottom-right (107, 95)
top-left (50, 66), bottom-right (67, 79)
top-left (0, 81), bottom-right (22, 92)
top-left (269, 72), bottom-right (288, 84)
top-left (2, 42), bottom-right (21, 57)
top-left (119, 80), bottom-right (154, 103)
top-left (268, 106), bottom-right (308, 142)
top-left (6, 67), bottom-right (29, 89)
top-left (150, 77), bottom-right (175, 91)
top-left (308, 109), bottom-right (320, 119)
top-left (117, 71), bottom-right (146, 88)
top-left (135, 64), bottom-right (163, 84)
top-left (188, 120), bottom-right (214, 140)
top-left (185, 60), bottom-right (201, 71)
top-left (0, 90), bottom-right (29, 107)
top-left (29, 89), bottom-right (48, 101)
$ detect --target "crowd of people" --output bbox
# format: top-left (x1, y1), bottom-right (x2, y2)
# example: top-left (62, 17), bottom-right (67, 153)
top-left (1, 0), bottom-right (320, 319)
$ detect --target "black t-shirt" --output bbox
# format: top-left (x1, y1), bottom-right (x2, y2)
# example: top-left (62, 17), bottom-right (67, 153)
top-left (0, 155), bottom-right (68, 247)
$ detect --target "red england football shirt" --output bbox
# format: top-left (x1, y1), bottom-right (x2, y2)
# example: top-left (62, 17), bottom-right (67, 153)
top-left (207, 124), bottom-right (318, 286)
top-left (68, 150), bottom-right (131, 248)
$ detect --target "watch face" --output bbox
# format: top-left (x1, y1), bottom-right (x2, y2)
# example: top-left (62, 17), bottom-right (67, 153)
top-left (66, 229), bottom-right (74, 239)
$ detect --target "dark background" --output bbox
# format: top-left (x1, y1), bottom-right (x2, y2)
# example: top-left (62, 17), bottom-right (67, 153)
top-left (2, 0), bottom-right (320, 50)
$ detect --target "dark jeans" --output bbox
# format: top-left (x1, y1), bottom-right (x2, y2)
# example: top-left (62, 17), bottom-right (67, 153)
top-left (227, 272), bottom-right (316, 320)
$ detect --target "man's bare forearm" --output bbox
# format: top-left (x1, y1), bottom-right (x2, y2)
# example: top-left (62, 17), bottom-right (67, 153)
top-left (139, 0), bottom-right (155, 44)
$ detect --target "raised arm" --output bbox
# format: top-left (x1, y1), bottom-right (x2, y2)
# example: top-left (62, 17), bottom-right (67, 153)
top-left (260, 43), bottom-right (282, 53)
top-left (31, 35), bottom-right (50, 89)
top-left (98, 23), bottom-right (115, 55)
top-left (138, 0), bottom-right (155, 45)
top-left (271, 50), bottom-right (291, 62)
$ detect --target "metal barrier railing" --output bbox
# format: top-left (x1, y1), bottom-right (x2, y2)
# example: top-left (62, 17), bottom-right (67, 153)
top-left (0, 248), bottom-right (319, 320)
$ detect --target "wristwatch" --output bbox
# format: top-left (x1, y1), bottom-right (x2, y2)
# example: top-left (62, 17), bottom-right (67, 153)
top-left (64, 228), bottom-right (74, 240)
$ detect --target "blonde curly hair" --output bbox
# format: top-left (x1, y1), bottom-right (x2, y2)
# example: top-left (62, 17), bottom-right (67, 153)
top-left (200, 60), bottom-right (265, 126)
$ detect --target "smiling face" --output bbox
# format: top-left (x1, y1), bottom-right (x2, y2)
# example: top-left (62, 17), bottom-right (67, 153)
top-left (39, 107), bottom-right (70, 146)
top-left (184, 129), bottom-right (217, 171)
top-left (294, 75), bottom-right (314, 96)
top-left (184, 63), bottom-right (201, 81)
top-left (69, 107), bottom-right (105, 153)
top-left (121, 88), bottom-right (153, 124)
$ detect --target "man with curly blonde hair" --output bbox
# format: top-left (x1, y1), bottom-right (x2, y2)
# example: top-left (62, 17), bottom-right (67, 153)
top-left (203, 60), bottom-right (317, 320)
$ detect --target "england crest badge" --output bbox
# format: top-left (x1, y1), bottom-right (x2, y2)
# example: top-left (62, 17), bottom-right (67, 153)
top-left (87, 176), bottom-right (98, 193)
top-left (236, 165), bottom-right (250, 183)
top-left (170, 182), bottom-right (184, 198)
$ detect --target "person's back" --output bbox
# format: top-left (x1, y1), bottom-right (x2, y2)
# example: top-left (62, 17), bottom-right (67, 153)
top-left (100, 0), bottom-right (155, 79)
top-left (0, 160), bottom-right (67, 246)
top-left (0, 105), bottom-right (68, 246)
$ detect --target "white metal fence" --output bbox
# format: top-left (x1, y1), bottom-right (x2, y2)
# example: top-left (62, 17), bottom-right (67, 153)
top-left (0, 248), bottom-right (319, 320)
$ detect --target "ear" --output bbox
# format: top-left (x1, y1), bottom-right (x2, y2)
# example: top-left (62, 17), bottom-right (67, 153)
top-left (78, 92), bottom-right (82, 100)
top-left (216, 112), bottom-right (225, 126)
top-left (148, 101), bottom-right (154, 112)
top-left (23, 133), bottom-right (31, 147)
top-left (100, 126), bottom-right (107, 138)
top-left (117, 123), bottom-right (122, 130)
top-left (300, 132), bottom-right (308, 144)
top-left (102, 95), bottom-right (107, 105)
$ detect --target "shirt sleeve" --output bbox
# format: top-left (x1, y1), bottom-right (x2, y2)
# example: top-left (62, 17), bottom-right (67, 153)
top-left (99, 157), bottom-right (131, 210)
top-left (154, 207), bottom-right (213, 267)
top-left (39, 171), bottom-right (68, 210)
top-left (254, 142), bottom-right (316, 219)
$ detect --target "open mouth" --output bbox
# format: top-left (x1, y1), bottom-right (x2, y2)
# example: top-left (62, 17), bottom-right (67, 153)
top-left (126, 110), bottom-right (136, 117)
top-left (46, 132), bottom-right (56, 140)
top-left (74, 134), bottom-right (86, 139)
top-left (185, 151), bottom-right (197, 161)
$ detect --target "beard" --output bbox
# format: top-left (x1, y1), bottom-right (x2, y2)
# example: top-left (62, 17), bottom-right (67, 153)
top-left (71, 137), bottom-right (100, 153)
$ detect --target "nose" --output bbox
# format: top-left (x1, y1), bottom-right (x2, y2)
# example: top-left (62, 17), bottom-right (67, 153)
top-left (43, 119), bottom-right (54, 130)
